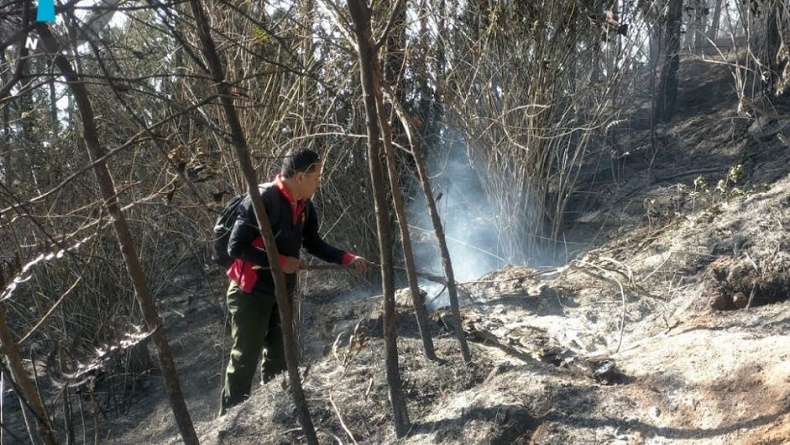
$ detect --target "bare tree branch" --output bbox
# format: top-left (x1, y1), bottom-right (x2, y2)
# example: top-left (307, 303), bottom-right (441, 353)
top-left (34, 21), bottom-right (199, 445)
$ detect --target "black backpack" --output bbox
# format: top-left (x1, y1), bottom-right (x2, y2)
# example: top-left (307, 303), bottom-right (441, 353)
top-left (211, 192), bottom-right (248, 269)
top-left (211, 185), bottom-right (281, 269)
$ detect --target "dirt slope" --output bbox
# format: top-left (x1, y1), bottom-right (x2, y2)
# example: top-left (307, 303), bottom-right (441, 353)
top-left (101, 55), bottom-right (790, 445)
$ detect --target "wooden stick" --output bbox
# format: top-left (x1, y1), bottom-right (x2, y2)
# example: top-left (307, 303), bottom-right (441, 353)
top-left (255, 263), bottom-right (475, 302)
top-left (257, 263), bottom-right (451, 285)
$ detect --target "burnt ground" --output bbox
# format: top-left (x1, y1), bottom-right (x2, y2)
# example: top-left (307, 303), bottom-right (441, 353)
top-left (11, 51), bottom-right (790, 445)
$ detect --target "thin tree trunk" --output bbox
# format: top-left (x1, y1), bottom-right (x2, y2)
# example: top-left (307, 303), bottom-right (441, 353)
top-left (683, 8), bottom-right (693, 51)
top-left (0, 49), bottom-right (11, 190)
top-left (186, 1), bottom-right (318, 443)
top-left (383, 88), bottom-right (472, 363)
top-left (346, 0), bottom-right (411, 437)
top-left (34, 24), bottom-right (199, 445)
top-left (375, 0), bottom-right (436, 362)
top-left (0, 303), bottom-right (57, 445)
top-left (436, 0), bottom-right (446, 89)
top-left (656, 0), bottom-right (683, 122)
top-left (377, 89), bottom-right (437, 362)
top-left (707, 0), bottom-right (722, 41)
top-left (761, 4), bottom-right (782, 94)
top-left (294, 0), bottom-right (316, 361)
top-left (1, 369), bottom-right (3, 445)
top-left (2, 103), bottom-right (9, 189)
top-left (59, 343), bottom-right (75, 445)
top-left (47, 57), bottom-right (58, 132)
top-left (693, 0), bottom-right (705, 52)
top-left (591, 44), bottom-right (602, 83)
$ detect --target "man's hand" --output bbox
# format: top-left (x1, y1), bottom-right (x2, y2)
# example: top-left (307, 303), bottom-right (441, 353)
top-left (348, 255), bottom-right (375, 273)
top-left (280, 256), bottom-right (303, 274)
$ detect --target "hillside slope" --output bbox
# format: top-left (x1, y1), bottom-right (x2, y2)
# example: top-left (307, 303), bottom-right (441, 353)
top-left (103, 55), bottom-right (790, 445)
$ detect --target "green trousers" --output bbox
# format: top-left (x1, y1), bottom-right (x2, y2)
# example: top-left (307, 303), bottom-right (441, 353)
top-left (219, 282), bottom-right (286, 415)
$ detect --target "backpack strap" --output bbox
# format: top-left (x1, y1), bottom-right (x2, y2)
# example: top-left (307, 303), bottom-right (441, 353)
top-left (258, 183), bottom-right (309, 236)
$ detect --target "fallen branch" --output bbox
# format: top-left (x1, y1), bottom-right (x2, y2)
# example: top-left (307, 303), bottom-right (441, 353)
top-left (464, 325), bottom-right (538, 365)
top-left (460, 268), bottom-right (558, 284)
top-left (423, 285), bottom-right (447, 308)
top-left (572, 260), bottom-right (660, 301)
top-left (329, 394), bottom-right (358, 445)
top-left (599, 257), bottom-right (634, 282)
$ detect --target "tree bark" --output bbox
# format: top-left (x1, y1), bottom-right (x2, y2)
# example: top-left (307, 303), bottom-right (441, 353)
top-left (683, 6), bottom-right (694, 51)
top-left (186, 1), bottom-right (318, 444)
top-left (383, 87), bottom-right (472, 363)
top-left (376, 0), bottom-right (436, 362)
top-left (47, 56), bottom-right (58, 132)
top-left (0, 46), bottom-right (15, 189)
top-left (655, 0), bottom-right (683, 122)
top-left (0, 303), bottom-right (57, 445)
top-left (692, 0), bottom-right (705, 52)
top-left (34, 24), bottom-right (199, 445)
top-left (294, 0), bottom-right (317, 360)
top-left (378, 89), bottom-right (437, 362)
top-left (707, 0), bottom-right (722, 42)
top-left (346, 0), bottom-right (411, 437)
top-left (760, 4), bottom-right (782, 94)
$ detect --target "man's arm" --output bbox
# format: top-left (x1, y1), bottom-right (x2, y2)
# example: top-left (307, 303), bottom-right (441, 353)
top-left (301, 201), bottom-right (374, 272)
top-left (301, 200), bottom-right (347, 264)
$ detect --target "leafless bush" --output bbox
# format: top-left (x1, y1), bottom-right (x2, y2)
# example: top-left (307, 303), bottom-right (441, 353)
top-left (427, 1), bottom-right (641, 264)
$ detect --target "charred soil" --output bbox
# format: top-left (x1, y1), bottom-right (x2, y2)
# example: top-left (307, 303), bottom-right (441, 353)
top-left (85, 54), bottom-right (790, 445)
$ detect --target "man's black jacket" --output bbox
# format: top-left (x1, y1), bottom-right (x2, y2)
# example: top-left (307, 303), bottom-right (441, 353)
top-left (226, 178), bottom-right (350, 295)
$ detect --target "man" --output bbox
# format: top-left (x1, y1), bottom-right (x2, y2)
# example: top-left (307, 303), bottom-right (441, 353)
top-left (220, 148), bottom-right (372, 415)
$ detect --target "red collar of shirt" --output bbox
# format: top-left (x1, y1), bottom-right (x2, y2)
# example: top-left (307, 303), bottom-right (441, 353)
top-left (274, 174), bottom-right (300, 205)
top-left (274, 174), bottom-right (306, 224)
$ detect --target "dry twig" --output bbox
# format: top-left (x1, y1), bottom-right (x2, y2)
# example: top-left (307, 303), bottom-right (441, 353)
top-left (329, 394), bottom-right (359, 445)
top-left (460, 268), bottom-right (558, 284)
top-left (571, 260), bottom-right (628, 353)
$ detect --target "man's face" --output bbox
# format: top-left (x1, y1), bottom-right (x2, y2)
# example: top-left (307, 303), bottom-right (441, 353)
top-left (297, 162), bottom-right (323, 199)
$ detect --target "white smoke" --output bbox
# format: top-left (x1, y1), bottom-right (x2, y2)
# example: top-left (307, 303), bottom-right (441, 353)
top-left (405, 142), bottom-right (501, 308)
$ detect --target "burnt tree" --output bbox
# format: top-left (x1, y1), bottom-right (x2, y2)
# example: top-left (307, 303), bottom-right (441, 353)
top-left (34, 24), bottom-right (199, 445)
top-left (187, 0), bottom-right (319, 443)
top-left (346, 0), bottom-right (411, 437)
top-left (655, 0), bottom-right (684, 122)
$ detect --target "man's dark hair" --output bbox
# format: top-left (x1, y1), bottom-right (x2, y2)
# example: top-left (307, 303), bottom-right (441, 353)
top-left (281, 148), bottom-right (320, 178)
